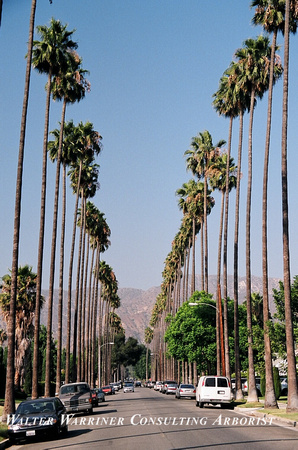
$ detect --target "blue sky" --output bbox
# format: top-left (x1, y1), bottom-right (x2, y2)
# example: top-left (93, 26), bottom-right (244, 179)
top-left (1, 0), bottom-right (298, 291)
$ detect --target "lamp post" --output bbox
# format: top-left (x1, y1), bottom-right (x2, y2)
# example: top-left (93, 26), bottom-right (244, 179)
top-left (189, 301), bottom-right (225, 376)
top-left (98, 342), bottom-right (114, 388)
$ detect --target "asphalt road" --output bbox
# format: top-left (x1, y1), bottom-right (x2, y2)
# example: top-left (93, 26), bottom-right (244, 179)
top-left (11, 387), bottom-right (298, 450)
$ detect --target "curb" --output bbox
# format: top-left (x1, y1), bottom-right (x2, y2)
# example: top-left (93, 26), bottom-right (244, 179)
top-left (234, 407), bottom-right (297, 427)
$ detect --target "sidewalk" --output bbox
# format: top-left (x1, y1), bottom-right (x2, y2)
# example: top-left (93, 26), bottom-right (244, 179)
top-left (234, 400), bottom-right (298, 428)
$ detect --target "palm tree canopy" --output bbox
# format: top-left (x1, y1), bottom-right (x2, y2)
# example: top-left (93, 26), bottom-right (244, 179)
top-left (251, 0), bottom-right (298, 35)
top-left (185, 130), bottom-right (226, 180)
top-left (32, 18), bottom-right (78, 77)
top-left (51, 56), bottom-right (90, 104)
top-left (235, 35), bottom-right (283, 101)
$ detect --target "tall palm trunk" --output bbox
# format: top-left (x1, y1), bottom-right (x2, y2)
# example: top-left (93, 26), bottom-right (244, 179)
top-left (65, 162), bottom-right (82, 383)
top-left (262, 30), bottom-right (278, 409)
top-left (191, 216), bottom-right (196, 295)
top-left (223, 116), bottom-right (233, 379)
top-left (45, 98), bottom-right (66, 397)
top-left (281, 0), bottom-right (298, 412)
top-left (234, 110), bottom-right (244, 401)
top-left (81, 216), bottom-right (89, 380)
top-left (204, 175), bottom-right (208, 293)
top-left (33, 69), bottom-right (52, 399)
top-left (56, 161), bottom-right (66, 393)
top-left (86, 245), bottom-right (95, 383)
top-left (216, 190), bottom-right (225, 375)
top-left (74, 194), bottom-right (84, 382)
top-left (77, 197), bottom-right (86, 381)
top-left (246, 88), bottom-right (258, 402)
top-left (4, 0), bottom-right (37, 420)
top-left (201, 222), bottom-right (204, 290)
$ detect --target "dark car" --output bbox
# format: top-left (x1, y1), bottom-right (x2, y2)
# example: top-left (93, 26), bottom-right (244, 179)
top-left (7, 397), bottom-right (67, 445)
top-left (91, 388), bottom-right (105, 406)
top-left (58, 382), bottom-right (93, 414)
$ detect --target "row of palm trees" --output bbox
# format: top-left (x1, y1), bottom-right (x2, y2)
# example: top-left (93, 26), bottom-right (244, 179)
top-left (146, 0), bottom-right (298, 412)
top-left (2, 6), bottom-right (121, 420)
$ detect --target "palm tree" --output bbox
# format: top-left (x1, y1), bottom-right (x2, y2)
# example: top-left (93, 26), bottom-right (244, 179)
top-left (222, 60), bottom-right (250, 398)
top-left (45, 58), bottom-right (90, 396)
top-left (144, 327), bottom-right (153, 385)
top-left (31, 18), bottom-right (78, 399)
top-left (209, 152), bottom-right (237, 378)
top-left (48, 119), bottom-right (78, 387)
top-left (235, 35), bottom-right (274, 402)
top-left (176, 180), bottom-right (204, 295)
top-left (64, 121), bottom-right (102, 383)
top-left (251, 0), bottom-right (286, 409)
top-left (0, 266), bottom-right (44, 390)
top-left (68, 160), bottom-right (100, 382)
top-left (185, 131), bottom-right (225, 293)
top-left (3, 0), bottom-right (37, 420)
top-left (280, 0), bottom-right (298, 411)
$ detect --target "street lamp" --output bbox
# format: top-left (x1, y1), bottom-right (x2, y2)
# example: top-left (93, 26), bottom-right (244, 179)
top-left (98, 342), bottom-right (114, 388)
top-left (189, 301), bottom-right (225, 376)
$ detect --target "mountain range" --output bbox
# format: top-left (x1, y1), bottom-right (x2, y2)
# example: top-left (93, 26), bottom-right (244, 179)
top-left (0, 275), bottom-right (281, 345)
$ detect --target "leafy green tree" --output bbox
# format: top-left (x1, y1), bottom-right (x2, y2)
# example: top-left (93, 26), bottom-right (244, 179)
top-left (165, 292), bottom-right (217, 374)
top-left (135, 346), bottom-right (148, 380)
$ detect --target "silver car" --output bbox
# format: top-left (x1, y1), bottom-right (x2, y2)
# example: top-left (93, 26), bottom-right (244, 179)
top-left (175, 383), bottom-right (196, 399)
top-left (123, 382), bottom-right (134, 393)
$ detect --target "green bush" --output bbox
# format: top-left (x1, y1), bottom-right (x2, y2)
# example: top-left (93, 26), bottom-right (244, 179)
top-left (273, 367), bottom-right (281, 400)
top-left (260, 373), bottom-right (265, 397)
top-left (259, 368), bottom-right (281, 399)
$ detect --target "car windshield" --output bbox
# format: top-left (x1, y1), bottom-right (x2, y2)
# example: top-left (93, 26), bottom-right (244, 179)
top-left (60, 384), bottom-right (89, 394)
top-left (17, 400), bottom-right (55, 415)
top-left (181, 384), bottom-right (194, 388)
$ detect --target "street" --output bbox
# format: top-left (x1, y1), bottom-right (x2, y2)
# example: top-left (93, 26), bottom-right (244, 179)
top-left (11, 387), bottom-right (298, 450)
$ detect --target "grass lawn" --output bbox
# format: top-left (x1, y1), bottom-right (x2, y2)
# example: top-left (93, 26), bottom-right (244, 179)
top-left (234, 397), bottom-right (298, 422)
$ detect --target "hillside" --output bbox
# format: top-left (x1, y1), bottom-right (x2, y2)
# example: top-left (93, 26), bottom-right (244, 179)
top-left (0, 275), bottom-right (281, 344)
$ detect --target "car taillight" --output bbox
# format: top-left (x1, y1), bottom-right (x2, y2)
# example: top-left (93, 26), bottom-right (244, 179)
top-left (89, 398), bottom-right (92, 403)
top-left (194, 389), bottom-right (196, 393)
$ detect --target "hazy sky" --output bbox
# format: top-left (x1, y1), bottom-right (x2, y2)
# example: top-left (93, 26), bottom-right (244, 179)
top-left (1, 1), bottom-right (298, 291)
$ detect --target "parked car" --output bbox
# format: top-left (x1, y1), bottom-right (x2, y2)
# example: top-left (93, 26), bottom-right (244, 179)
top-left (110, 382), bottom-right (120, 392)
top-left (196, 375), bottom-right (232, 408)
top-left (58, 382), bottom-right (92, 414)
top-left (165, 382), bottom-right (178, 395)
top-left (102, 385), bottom-right (114, 395)
top-left (154, 381), bottom-right (163, 391)
top-left (8, 397), bottom-right (67, 445)
top-left (146, 381), bottom-right (156, 388)
top-left (175, 383), bottom-right (196, 399)
top-left (91, 388), bottom-right (105, 406)
top-left (123, 382), bottom-right (134, 393)
top-left (280, 377), bottom-right (288, 395)
top-left (242, 377), bottom-right (261, 396)
top-left (231, 377), bottom-right (247, 393)
top-left (161, 380), bottom-right (176, 394)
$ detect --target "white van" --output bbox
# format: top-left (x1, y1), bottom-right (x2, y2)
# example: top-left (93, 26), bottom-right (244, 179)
top-left (196, 376), bottom-right (232, 408)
